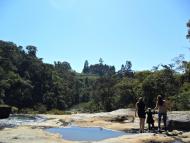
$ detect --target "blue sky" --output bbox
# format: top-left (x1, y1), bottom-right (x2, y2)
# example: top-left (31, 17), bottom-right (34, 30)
top-left (0, 0), bottom-right (190, 72)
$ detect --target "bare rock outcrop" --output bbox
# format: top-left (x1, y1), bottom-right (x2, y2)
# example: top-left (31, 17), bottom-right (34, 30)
top-left (167, 111), bottom-right (190, 131)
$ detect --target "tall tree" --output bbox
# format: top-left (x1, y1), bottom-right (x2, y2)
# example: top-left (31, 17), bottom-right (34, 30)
top-left (26, 46), bottom-right (37, 57)
top-left (99, 58), bottom-right (103, 65)
top-left (82, 60), bottom-right (89, 73)
top-left (118, 61), bottom-right (133, 77)
top-left (125, 61), bottom-right (132, 71)
top-left (187, 20), bottom-right (190, 40)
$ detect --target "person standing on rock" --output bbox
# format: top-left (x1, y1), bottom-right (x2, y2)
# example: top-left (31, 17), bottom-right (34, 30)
top-left (146, 108), bottom-right (155, 131)
top-left (135, 97), bottom-right (146, 133)
top-left (154, 95), bottom-right (167, 132)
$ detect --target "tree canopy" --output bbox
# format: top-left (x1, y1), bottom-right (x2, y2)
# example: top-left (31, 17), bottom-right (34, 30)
top-left (0, 39), bottom-right (190, 113)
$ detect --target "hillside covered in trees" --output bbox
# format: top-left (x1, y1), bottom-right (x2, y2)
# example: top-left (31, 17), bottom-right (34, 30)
top-left (0, 21), bottom-right (190, 113)
top-left (0, 40), bottom-right (190, 113)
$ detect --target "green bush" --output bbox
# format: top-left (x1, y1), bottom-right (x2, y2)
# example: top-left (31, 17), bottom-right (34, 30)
top-left (11, 106), bottom-right (18, 113)
top-left (33, 104), bottom-right (47, 114)
top-left (19, 108), bottom-right (38, 114)
top-left (69, 101), bottom-right (104, 113)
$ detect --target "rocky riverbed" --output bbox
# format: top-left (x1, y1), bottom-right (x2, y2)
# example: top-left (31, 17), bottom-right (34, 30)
top-left (0, 109), bottom-right (190, 143)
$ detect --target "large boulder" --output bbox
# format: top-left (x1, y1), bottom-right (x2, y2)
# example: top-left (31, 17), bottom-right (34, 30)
top-left (167, 111), bottom-right (190, 131)
top-left (0, 105), bottom-right (11, 119)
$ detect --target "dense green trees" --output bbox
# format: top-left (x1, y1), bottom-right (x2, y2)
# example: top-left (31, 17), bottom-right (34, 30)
top-left (82, 60), bottom-right (89, 73)
top-left (117, 61), bottom-right (134, 78)
top-left (82, 59), bottom-right (115, 76)
top-left (0, 38), bottom-right (190, 113)
top-left (141, 66), bottom-right (180, 107)
top-left (0, 40), bottom-right (77, 112)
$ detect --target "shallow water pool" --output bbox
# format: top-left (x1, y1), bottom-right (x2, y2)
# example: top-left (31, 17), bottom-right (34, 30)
top-left (46, 126), bottom-right (127, 141)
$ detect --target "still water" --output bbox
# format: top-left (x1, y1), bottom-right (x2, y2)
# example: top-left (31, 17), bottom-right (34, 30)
top-left (46, 126), bottom-right (127, 141)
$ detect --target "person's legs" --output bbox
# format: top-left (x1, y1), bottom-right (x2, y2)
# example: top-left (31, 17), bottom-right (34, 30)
top-left (139, 118), bottom-right (142, 133)
top-left (142, 118), bottom-right (145, 132)
top-left (163, 113), bottom-right (167, 131)
top-left (152, 122), bottom-right (155, 129)
top-left (148, 123), bottom-right (150, 130)
top-left (158, 113), bottom-right (162, 131)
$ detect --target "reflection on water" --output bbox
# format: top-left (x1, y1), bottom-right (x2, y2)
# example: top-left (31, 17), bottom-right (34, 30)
top-left (0, 114), bottom-right (45, 128)
top-left (46, 126), bottom-right (127, 141)
top-left (172, 140), bottom-right (183, 143)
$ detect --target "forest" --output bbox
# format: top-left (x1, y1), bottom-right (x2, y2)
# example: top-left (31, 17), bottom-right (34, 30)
top-left (0, 21), bottom-right (190, 113)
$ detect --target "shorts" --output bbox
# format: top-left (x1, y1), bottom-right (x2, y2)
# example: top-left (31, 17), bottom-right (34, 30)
top-left (138, 112), bottom-right (146, 118)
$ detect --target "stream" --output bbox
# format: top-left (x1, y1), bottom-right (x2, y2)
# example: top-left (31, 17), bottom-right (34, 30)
top-left (0, 114), bottom-right (46, 128)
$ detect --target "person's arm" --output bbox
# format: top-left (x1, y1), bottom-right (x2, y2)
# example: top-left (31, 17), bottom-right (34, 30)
top-left (154, 101), bottom-right (158, 110)
top-left (163, 100), bottom-right (167, 112)
top-left (135, 103), bottom-right (137, 117)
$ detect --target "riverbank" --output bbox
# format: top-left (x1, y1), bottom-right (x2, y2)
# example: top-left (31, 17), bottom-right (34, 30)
top-left (0, 109), bottom-right (190, 143)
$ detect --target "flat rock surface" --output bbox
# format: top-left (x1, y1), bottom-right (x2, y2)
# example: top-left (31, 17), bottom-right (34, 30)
top-left (168, 111), bottom-right (190, 121)
top-left (0, 109), bottom-right (190, 143)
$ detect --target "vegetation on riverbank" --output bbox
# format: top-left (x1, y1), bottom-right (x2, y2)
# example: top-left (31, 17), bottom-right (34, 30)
top-left (0, 21), bottom-right (190, 113)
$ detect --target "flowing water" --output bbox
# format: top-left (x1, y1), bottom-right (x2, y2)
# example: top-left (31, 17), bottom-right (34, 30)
top-left (0, 114), bottom-right (46, 128)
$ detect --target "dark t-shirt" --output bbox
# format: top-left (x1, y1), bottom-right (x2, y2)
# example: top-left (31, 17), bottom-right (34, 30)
top-left (146, 111), bottom-right (154, 123)
top-left (137, 101), bottom-right (146, 118)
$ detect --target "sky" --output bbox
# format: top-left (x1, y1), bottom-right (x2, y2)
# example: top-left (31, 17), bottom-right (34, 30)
top-left (0, 0), bottom-right (190, 72)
